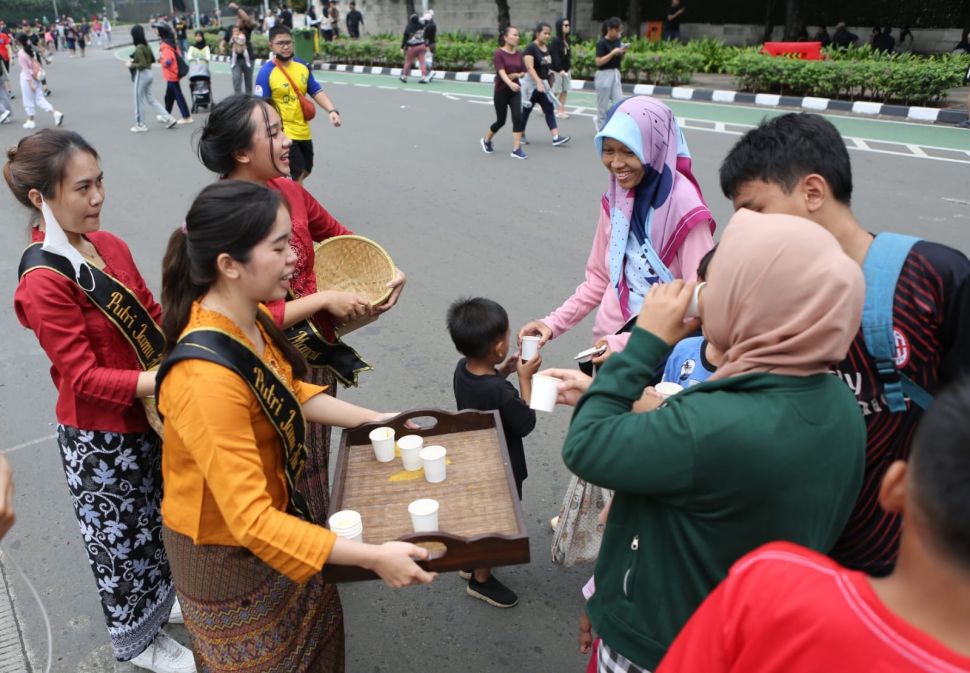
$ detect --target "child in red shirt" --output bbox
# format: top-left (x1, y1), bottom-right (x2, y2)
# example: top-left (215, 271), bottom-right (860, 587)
top-left (658, 379), bottom-right (970, 673)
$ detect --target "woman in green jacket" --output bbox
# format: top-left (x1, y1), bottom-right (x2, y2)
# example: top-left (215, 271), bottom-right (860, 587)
top-left (549, 209), bottom-right (866, 672)
top-left (127, 24), bottom-right (176, 132)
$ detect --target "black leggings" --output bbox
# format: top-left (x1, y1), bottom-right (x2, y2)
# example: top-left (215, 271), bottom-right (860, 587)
top-left (490, 86), bottom-right (524, 134)
top-left (523, 88), bottom-right (557, 132)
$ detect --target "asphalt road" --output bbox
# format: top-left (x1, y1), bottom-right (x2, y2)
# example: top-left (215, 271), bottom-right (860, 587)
top-left (0, 46), bottom-right (968, 672)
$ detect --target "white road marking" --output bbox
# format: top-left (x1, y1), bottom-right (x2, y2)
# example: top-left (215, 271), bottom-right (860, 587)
top-left (2, 435), bottom-right (56, 454)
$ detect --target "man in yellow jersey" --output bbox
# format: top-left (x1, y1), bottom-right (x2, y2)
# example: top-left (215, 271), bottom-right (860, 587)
top-left (255, 25), bottom-right (341, 183)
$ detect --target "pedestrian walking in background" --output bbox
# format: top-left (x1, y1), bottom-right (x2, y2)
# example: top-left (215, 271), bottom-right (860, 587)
top-left (320, 5), bottom-right (335, 42)
top-left (400, 13), bottom-right (431, 84)
top-left (128, 25), bottom-right (177, 132)
top-left (15, 32), bottom-right (64, 129)
top-left (0, 59), bottom-right (14, 125)
top-left (345, 1), bottom-right (364, 39)
top-left (663, 0), bottom-right (685, 41)
top-left (480, 25), bottom-right (527, 159)
top-left (174, 15), bottom-right (189, 54)
top-left (257, 26), bottom-right (342, 183)
top-left (157, 25), bottom-right (193, 125)
top-left (220, 2), bottom-right (256, 94)
top-left (550, 17), bottom-right (572, 118)
top-left (521, 22), bottom-right (570, 148)
top-left (329, 1), bottom-right (340, 38)
top-left (64, 20), bottom-right (77, 57)
top-left (78, 18), bottom-right (88, 57)
top-left (0, 26), bottom-right (14, 101)
top-left (422, 10), bottom-right (437, 77)
top-left (594, 17), bottom-right (626, 130)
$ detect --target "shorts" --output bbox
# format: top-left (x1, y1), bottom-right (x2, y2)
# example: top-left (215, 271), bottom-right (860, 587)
top-left (289, 138), bottom-right (314, 179)
top-left (551, 71), bottom-right (572, 96)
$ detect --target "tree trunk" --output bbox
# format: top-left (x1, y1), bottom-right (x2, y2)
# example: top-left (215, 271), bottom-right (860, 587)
top-left (495, 0), bottom-right (511, 34)
top-left (406, 0), bottom-right (416, 19)
top-left (783, 0), bottom-right (800, 40)
top-left (627, 0), bottom-right (640, 41)
top-left (762, 0), bottom-right (776, 42)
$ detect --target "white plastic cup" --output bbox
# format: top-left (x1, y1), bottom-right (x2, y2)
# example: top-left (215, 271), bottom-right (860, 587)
top-left (685, 282), bottom-right (706, 319)
top-left (654, 382), bottom-right (684, 399)
top-left (369, 426), bottom-right (396, 462)
top-left (419, 445), bottom-right (447, 483)
top-left (397, 434), bottom-right (424, 471)
top-left (521, 335), bottom-right (541, 362)
top-left (328, 510), bottom-right (364, 543)
top-left (530, 374), bottom-right (561, 413)
top-left (408, 498), bottom-right (440, 532)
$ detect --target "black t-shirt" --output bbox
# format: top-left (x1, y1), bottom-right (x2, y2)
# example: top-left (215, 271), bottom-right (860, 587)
top-left (453, 359), bottom-right (536, 495)
top-left (279, 9), bottom-right (293, 28)
top-left (175, 19), bottom-right (187, 39)
top-left (346, 10), bottom-right (363, 31)
top-left (666, 1), bottom-right (685, 28)
top-left (829, 240), bottom-right (970, 576)
top-left (524, 41), bottom-right (553, 81)
top-left (596, 37), bottom-right (622, 70)
top-left (549, 36), bottom-right (571, 71)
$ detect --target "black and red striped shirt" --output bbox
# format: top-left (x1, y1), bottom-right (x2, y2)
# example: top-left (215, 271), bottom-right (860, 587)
top-left (829, 240), bottom-right (970, 575)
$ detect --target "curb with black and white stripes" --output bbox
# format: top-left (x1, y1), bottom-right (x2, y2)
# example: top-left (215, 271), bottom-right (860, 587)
top-left (250, 58), bottom-right (965, 125)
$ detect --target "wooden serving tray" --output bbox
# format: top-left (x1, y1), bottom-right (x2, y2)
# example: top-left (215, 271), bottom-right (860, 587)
top-left (323, 409), bottom-right (530, 582)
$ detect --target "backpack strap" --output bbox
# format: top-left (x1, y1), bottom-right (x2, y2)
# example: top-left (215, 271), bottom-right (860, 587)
top-left (861, 233), bottom-right (932, 412)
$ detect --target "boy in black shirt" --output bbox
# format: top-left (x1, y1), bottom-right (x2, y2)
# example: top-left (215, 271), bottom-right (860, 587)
top-left (448, 297), bottom-right (541, 608)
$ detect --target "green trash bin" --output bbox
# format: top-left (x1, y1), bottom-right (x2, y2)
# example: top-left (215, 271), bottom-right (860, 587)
top-left (292, 28), bottom-right (315, 63)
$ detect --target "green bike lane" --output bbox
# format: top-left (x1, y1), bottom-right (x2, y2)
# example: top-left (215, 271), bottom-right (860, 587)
top-left (118, 48), bottom-right (970, 155)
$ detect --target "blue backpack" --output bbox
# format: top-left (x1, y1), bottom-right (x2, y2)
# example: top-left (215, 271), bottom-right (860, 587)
top-left (861, 233), bottom-right (934, 413)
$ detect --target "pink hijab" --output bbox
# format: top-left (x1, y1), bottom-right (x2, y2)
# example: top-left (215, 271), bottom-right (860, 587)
top-left (704, 209), bottom-right (864, 381)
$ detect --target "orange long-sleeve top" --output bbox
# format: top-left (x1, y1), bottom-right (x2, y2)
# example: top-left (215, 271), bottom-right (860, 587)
top-left (159, 302), bottom-right (336, 583)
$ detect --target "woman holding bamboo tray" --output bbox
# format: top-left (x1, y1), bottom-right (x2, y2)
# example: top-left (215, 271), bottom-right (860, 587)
top-left (5, 130), bottom-right (194, 671)
top-left (157, 180), bottom-right (434, 672)
top-left (196, 94), bottom-right (406, 526)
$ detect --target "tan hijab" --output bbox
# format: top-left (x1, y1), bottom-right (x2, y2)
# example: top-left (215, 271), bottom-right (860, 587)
top-left (704, 209), bottom-right (864, 381)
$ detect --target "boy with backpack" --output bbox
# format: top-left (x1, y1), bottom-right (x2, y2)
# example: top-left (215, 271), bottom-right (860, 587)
top-left (719, 112), bottom-right (970, 577)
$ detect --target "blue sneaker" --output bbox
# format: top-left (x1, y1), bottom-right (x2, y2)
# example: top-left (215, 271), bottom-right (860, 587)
top-left (510, 148), bottom-right (528, 160)
top-left (480, 137), bottom-right (494, 154)
top-left (552, 135), bottom-right (571, 147)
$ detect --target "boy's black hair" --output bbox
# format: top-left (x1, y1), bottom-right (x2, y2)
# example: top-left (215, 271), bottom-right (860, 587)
top-left (446, 297), bottom-right (509, 359)
top-left (696, 243), bottom-right (717, 282)
top-left (719, 113), bottom-right (853, 206)
top-left (604, 16), bottom-right (622, 31)
top-left (268, 24), bottom-right (291, 41)
top-left (909, 379), bottom-right (970, 570)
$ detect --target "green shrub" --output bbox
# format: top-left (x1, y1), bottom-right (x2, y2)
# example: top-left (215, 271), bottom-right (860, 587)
top-left (727, 50), bottom-right (968, 105)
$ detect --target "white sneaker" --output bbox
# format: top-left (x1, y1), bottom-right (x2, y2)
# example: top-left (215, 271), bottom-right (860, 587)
top-left (53, 110), bottom-right (64, 126)
top-left (130, 124), bottom-right (149, 132)
top-left (156, 114), bottom-right (167, 123)
top-left (0, 110), bottom-right (10, 124)
top-left (22, 119), bottom-right (36, 129)
top-left (168, 597), bottom-right (184, 624)
top-left (176, 117), bottom-right (194, 125)
top-left (130, 630), bottom-right (196, 673)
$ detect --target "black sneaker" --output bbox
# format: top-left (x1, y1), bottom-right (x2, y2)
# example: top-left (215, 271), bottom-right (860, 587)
top-left (552, 135), bottom-right (571, 147)
top-left (480, 138), bottom-right (494, 154)
top-left (467, 574), bottom-right (518, 608)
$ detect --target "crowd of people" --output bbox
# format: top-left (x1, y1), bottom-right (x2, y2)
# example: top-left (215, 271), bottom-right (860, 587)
top-left (2, 7), bottom-right (970, 673)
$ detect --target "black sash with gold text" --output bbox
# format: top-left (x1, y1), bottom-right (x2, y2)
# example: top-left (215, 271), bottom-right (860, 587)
top-left (155, 329), bottom-right (312, 521)
top-left (284, 312), bottom-right (371, 388)
top-left (18, 243), bottom-right (164, 371)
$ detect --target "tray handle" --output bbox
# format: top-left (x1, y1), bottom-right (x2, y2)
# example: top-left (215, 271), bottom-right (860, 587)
top-left (347, 408), bottom-right (496, 441)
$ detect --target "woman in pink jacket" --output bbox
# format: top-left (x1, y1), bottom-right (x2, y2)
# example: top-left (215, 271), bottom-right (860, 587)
top-left (157, 24), bottom-right (192, 124)
top-left (518, 96), bottom-right (714, 370)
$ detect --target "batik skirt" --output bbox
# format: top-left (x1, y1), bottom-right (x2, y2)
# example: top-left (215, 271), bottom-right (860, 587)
top-left (162, 527), bottom-right (345, 672)
top-left (56, 425), bottom-right (175, 661)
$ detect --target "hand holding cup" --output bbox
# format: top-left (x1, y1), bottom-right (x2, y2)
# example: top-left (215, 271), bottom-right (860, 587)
top-left (538, 368), bottom-right (593, 407)
top-left (635, 280), bottom-right (700, 346)
top-left (517, 320), bottom-right (553, 348)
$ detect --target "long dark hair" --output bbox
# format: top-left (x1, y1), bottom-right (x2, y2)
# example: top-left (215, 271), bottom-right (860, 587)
top-left (498, 24), bottom-right (517, 47)
top-left (16, 32), bottom-right (35, 58)
top-left (130, 24), bottom-right (147, 46)
top-left (555, 17), bottom-right (570, 46)
top-left (156, 23), bottom-right (176, 47)
top-left (161, 180), bottom-right (307, 377)
top-left (533, 21), bottom-right (551, 42)
top-left (197, 94), bottom-right (275, 177)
